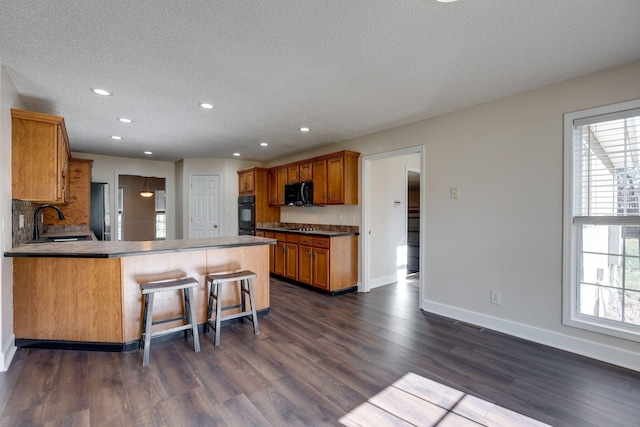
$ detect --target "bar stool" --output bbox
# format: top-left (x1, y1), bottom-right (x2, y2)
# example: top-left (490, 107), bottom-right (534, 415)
top-left (205, 270), bottom-right (259, 346)
top-left (140, 276), bottom-right (200, 366)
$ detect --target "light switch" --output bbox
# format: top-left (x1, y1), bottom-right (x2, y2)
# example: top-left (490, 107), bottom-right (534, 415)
top-left (451, 187), bottom-right (460, 199)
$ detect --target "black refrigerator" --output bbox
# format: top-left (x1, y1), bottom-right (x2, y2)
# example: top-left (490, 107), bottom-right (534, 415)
top-left (90, 182), bottom-right (111, 241)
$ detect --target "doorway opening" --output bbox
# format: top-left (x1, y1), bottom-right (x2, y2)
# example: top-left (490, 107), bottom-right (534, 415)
top-left (361, 146), bottom-right (424, 309)
top-left (116, 175), bottom-right (166, 241)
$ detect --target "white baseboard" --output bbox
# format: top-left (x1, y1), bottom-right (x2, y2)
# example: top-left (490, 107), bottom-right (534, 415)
top-left (0, 333), bottom-right (16, 372)
top-left (423, 300), bottom-right (640, 373)
top-left (369, 274), bottom-right (398, 290)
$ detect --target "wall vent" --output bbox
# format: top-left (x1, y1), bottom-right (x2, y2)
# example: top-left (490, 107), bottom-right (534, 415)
top-left (454, 321), bottom-right (484, 332)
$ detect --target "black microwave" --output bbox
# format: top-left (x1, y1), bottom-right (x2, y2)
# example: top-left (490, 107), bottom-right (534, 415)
top-left (284, 181), bottom-right (313, 206)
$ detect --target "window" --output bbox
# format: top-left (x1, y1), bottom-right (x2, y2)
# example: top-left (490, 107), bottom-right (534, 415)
top-left (563, 99), bottom-right (640, 341)
top-left (155, 189), bottom-right (166, 240)
top-left (117, 186), bottom-right (124, 241)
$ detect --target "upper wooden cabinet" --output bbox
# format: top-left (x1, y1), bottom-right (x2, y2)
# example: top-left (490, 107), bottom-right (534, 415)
top-left (326, 153), bottom-right (359, 205)
top-left (238, 169), bottom-right (256, 195)
top-left (268, 150), bottom-right (360, 206)
top-left (12, 109), bottom-right (71, 203)
top-left (44, 158), bottom-right (93, 227)
top-left (287, 164), bottom-right (300, 183)
top-left (268, 167), bottom-right (288, 206)
top-left (237, 167), bottom-right (280, 224)
top-left (299, 162), bottom-right (313, 182)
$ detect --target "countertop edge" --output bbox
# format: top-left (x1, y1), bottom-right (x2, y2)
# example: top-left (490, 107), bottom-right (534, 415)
top-left (4, 237), bottom-right (277, 259)
top-left (256, 228), bottom-right (359, 237)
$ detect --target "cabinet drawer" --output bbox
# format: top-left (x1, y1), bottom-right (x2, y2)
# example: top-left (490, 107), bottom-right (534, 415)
top-left (313, 237), bottom-right (330, 248)
top-left (298, 235), bottom-right (313, 245)
top-left (275, 233), bottom-right (287, 242)
top-left (286, 234), bottom-right (299, 243)
top-left (263, 231), bottom-right (275, 238)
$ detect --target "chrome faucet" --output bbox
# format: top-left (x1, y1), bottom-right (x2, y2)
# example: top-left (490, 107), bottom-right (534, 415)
top-left (33, 205), bottom-right (65, 240)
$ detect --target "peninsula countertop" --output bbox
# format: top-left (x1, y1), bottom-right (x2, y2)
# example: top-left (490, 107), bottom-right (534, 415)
top-left (4, 235), bottom-right (276, 258)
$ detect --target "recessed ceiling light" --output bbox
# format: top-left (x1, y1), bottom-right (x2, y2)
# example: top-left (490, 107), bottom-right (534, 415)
top-left (111, 135), bottom-right (122, 140)
top-left (118, 118), bottom-right (132, 123)
top-left (233, 152), bottom-right (240, 157)
top-left (259, 142), bottom-right (269, 147)
top-left (436, 0), bottom-right (459, 2)
top-left (200, 103), bottom-right (214, 109)
top-left (91, 88), bottom-right (112, 96)
top-left (299, 127), bottom-right (310, 132)
top-left (144, 151), bottom-right (152, 155)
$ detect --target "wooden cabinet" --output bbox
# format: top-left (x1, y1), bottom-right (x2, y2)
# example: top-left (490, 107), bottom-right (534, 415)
top-left (238, 169), bottom-right (255, 195)
top-left (238, 167), bottom-right (280, 226)
top-left (268, 150), bottom-right (359, 207)
top-left (274, 233), bottom-right (286, 276)
top-left (312, 159), bottom-right (328, 205)
top-left (265, 230), bottom-right (358, 293)
top-left (326, 152), bottom-right (359, 204)
top-left (268, 167), bottom-right (288, 206)
top-left (298, 235), bottom-right (331, 290)
top-left (284, 234), bottom-right (298, 280)
top-left (299, 162), bottom-right (313, 182)
top-left (287, 165), bottom-right (300, 183)
top-left (11, 109), bottom-right (71, 203)
top-left (44, 158), bottom-right (93, 227)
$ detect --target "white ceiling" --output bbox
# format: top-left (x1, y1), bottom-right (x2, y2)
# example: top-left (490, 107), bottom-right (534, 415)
top-left (1, 1), bottom-right (639, 162)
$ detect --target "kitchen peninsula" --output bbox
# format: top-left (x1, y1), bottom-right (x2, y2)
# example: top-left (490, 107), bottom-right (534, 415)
top-left (5, 236), bottom-right (275, 350)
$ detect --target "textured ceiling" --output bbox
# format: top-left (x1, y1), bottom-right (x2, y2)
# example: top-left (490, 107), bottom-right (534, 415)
top-left (1, 1), bottom-right (639, 162)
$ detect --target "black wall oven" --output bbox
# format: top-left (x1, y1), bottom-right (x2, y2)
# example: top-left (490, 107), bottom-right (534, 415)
top-left (238, 195), bottom-right (255, 235)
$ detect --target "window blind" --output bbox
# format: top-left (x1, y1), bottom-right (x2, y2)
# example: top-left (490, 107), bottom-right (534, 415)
top-left (572, 112), bottom-right (640, 217)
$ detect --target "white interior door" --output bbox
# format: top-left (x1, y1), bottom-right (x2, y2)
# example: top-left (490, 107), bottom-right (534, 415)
top-left (190, 175), bottom-right (220, 238)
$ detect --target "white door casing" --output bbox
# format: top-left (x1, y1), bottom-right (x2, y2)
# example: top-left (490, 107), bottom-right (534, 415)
top-left (189, 175), bottom-right (220, 238)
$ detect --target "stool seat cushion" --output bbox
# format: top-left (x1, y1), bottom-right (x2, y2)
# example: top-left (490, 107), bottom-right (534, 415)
top-left (141, 277), bottom-right (199, 294)
top-left (206, 270), bottom-right (256, 283)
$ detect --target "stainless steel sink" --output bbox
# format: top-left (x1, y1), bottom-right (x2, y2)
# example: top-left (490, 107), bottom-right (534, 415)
top-left (26, 235), bottom-right (94, 244)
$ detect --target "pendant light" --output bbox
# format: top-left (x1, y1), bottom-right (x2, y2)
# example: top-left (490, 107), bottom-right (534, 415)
top-left (140, 177), bottom-right (154, 198)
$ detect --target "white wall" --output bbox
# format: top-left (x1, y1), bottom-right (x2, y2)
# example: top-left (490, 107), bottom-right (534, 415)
top-left (71, 152), bottom-right (177, 240)
top-left (369, 154), bottom-right (420, 287)
top-left (177, 158), bottom-right (261, 237)
top-left (0, 64), bottom-right (25, 370)
top-left (342, 61), bottom-right (640, 370)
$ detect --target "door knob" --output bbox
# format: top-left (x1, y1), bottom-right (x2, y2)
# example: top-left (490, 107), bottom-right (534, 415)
top-left (214, 225), bottom-right (218, 228)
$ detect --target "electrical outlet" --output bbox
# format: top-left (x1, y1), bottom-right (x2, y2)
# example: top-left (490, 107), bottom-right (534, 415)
top-left (451, 187), bottom-right (460, 199)
top-left (19, 214), bottom-right (25, 229)
top-left (490, 290), bottom-right (501, 305)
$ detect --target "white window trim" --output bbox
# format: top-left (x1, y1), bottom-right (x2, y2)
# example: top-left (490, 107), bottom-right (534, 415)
top-left (563, 98), bottom-right (640, 342)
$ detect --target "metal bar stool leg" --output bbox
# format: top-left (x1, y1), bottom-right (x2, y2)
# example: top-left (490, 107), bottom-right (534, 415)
top-left (186, 287), bottom-right (200, 352)
top-left (247, 277), bottom-right (259, 335)
top-left (142, 293), bottom-right (155, 366)
top-left (214, 282), bottom-right (223, 346)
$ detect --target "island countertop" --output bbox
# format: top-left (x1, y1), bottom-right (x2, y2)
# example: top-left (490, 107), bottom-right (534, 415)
top-left (10, 236), bottom-right (275, 350)
top-left (4, 235), bottom-right (276, 258)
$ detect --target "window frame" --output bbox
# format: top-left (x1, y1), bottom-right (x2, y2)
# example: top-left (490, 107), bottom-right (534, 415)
top-left (563, 98), bottom-right (640, 342)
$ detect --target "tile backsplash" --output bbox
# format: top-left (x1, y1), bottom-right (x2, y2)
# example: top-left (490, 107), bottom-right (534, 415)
top-left (12, 199), bottom-right (37, 247)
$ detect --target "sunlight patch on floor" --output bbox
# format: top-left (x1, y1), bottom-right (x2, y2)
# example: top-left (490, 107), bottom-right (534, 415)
top-left (340, 372), bottom-right (551, 427)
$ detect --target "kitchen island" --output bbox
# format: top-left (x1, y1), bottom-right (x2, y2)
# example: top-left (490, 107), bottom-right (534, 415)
top-left (5, 236), bottom-right (276, 350)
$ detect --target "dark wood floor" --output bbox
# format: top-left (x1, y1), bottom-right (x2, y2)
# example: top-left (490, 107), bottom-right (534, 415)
top-left (1, 276), bottom-right (640, 426)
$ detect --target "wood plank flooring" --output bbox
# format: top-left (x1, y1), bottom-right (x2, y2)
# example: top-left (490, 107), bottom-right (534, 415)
top-left (1, 276), bottom-right (640, 426)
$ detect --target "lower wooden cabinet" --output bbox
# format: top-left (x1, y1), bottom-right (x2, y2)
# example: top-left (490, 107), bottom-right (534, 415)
top-left (265, 230), bottom-right (357, 293)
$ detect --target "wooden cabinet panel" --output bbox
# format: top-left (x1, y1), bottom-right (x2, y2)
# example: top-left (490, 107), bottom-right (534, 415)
top-left (313, 247), bottom-right (330, 290)
top-left (268, 169), bottom-right (278, 206)
top-left (285, 242), bottom-right (298, 280)
top-left (298, 245), bottom-right (313, 285)
top-left (274, 233), bottom-right (286, 276)
top-left (313, 159), bottom-right (327, 205)
top-left (327, 156), bottom-right (344, 204)
top-left (276, 167), bottom-right (287, 206)
top-left (11, 109), bottom-right (71, 203)
top-left (263, 231), bottom-right (276, 273)
top-left (238, 170), bottom-right (255, 194)
top-left (45, 158), bottom-right (92, 227)
top-left (287, 165), bottom-right (300, 183)
top-left (299, 162), bottom-right (313, 182)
